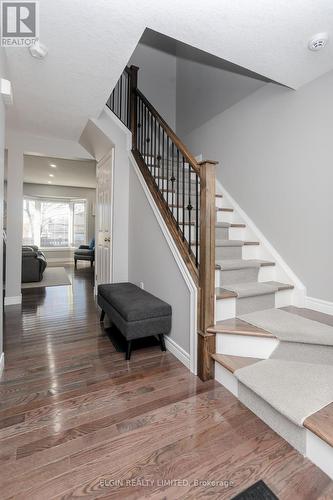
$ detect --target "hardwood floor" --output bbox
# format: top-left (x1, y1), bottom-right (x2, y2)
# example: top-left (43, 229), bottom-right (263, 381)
top-left (0, 264), bottom-right (332, 499)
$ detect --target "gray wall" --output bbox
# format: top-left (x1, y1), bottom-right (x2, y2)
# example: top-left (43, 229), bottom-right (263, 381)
top-left (23, 182), bottom-right (96, 247)
top-left (128, 165), bottom-right (191, 353)
top-left (129, 40), bottom-right (177, 129)
top-left (181, 70), bottom-right (333, 302)
top-left (176, 45), bottom-right (266, 139)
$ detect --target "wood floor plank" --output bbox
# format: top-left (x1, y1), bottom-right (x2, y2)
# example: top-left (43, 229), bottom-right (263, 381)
top-left (0, 263), bottom-right (331, 499)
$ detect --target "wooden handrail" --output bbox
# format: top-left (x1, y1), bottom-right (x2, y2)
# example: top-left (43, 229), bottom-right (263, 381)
top-left (107, 65), bottom-right (217, 381)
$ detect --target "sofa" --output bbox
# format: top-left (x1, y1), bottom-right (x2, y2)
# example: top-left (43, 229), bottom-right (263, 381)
top-left (74, 238), bottom-right (95, 268)
top-left (22, 246), bottom-right (47, 282)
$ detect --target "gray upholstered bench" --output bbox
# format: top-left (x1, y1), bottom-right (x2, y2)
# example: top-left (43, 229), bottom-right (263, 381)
top-left (98, 282), bottom-right (172, 360)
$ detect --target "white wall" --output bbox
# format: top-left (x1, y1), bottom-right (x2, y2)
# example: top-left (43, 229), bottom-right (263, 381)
top-left (128, 164), bottom-right (192, 353)
top-left (88, 109), bottom-right (130, 283)
top-left (0, 48), bottom-right (7, 367)
top-left (181, 70), bottom-right (333, 302)
top-left (129, 40), bottom-right (177, 129)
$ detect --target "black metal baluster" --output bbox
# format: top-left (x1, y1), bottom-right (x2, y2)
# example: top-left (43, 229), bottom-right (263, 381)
top-left (142, 99), bottom-right (145, 157)
top-left (188, 164), bottom-right (192, 253)
top-left (176, 149), bottom-right (180, 227)
top-left (171, 143), bottom-right (175, 211)
top-left (162, 130), bottom-right (165, 196)
top-left (119, 74), bottom-right (123, 122)
top-left (127, 74), bottom-right (130, 128)
top-left (195, 174), bottom-right (199, 267)
top-left (154, 117), bottom-right (157, 181)
top-left (182, 156), bottom-right (185, 241)
top-left (112, 88), bottom-right (115, 111)
top-left (157, 124), bottom-right (161, 191)
top-left (117, 80), bottom-right (120, 119)
top-left (166, 136), bottom-right (169, 203)
top-left (140, 99), bottom-right (143, 155)
top-left (150, 111), bottom-right (153, 174)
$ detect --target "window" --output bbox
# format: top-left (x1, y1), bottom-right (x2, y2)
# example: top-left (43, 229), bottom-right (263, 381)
top-left (23, 197), bottom-right (87, 248)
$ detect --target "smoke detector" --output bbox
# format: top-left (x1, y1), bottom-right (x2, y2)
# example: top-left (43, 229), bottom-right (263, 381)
top-left (308, 33), bottom-right (329, 51)
top-left (29, 41), bottom-right (48, 59)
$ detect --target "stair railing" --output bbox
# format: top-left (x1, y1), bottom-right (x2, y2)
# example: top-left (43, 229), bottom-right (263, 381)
top-left (107, 65), bottom-right (217, 380)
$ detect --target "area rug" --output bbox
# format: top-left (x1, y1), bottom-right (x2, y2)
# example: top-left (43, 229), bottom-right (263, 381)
top-left (21, 267), bottom-right (71, 289)
top-left (232, 480), bottom-right (278, 499)
top-left (239, 308), bottom-right (333, 345)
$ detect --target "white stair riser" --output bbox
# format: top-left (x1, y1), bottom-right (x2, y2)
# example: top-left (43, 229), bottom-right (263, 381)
top-left (275, 288), bottom-right (294, 308)
top-left (216, 211), bottom-right (234, 224)
top-left (306, 431), bottom-right (333, 480)
top-left (242, 245), bottom-right (259, 259)
top-left (216, 333), bottom-right (278, 358)
top-left (215, 363), bottom-right (238, 397)
top-left (215, 297), bottom-right (236, 322)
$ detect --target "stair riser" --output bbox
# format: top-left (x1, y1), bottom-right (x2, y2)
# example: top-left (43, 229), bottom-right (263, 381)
top-left (216, 227), bottom-right (229, 240)
top-left (215, 246), bottom-right (243, 260)
top-left (219, 266), bottom-right (259, 286)
top-left (216, 333), bottom-right (278, 358)
top-left (216, 211), bottom-right (233, 224)
top-left (215, 297), bottom-right (236, 321)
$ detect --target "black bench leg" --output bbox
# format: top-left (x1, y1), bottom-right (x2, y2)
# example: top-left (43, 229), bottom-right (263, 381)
top-left (74, 259), bottom-right (77, 269)
top-left (126, 340), bottom-right (132, 361)
top-left (159, 334), bottom-right (166, 352)
top-left (100, 310), bottom-right (105, 322)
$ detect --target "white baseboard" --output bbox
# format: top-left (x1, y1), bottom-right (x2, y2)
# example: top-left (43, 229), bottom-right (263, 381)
top-left (4, 295), bottom-right (22, 306)
top-left (305, 296), bottom-right (333, 316)
top-left (164, 335), bottom-right (190, 370)
top-left (0, 352), bottom-right (4, 378)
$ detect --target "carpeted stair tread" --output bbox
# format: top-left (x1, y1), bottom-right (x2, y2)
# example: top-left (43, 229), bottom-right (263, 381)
top-left (212, 353), bottom-right (262, 373)
top-left (271, 342), bottom-right (333, 365)
top-left (215, 259), bottom-right (257, 271)
top-left (215, 259), bottom-right (275, 271)
top-left (223, 282), bottom-right (279, 298)
top-left (304, 402), bottom-right (333, 447)
top-left (235, 359), bottom-right (333, 426)
top-left (262, 281), bottom-right (294, 291)
top-left (207, 318), bottom-right (274, 337)
top-left (239, 308), bottom-right (333, 346)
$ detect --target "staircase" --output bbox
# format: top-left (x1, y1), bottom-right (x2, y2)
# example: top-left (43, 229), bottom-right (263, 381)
top-left (106, 65), bottom-right (333, 480)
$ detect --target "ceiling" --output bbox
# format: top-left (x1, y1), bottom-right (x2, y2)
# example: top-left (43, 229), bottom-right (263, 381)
top-left (4, 0), bottom-right (333, 141)
top-left (23, 155), bottom-right (96, 188)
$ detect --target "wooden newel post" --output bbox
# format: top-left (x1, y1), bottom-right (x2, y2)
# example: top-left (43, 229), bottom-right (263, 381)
top-left (197, 159), bottom-right (218, 381)
top-left (130, 65), bottom-right (139, 151)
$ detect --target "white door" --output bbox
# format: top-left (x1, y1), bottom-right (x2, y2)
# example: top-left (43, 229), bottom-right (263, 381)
top-left (95, 150), bottom-right (113, 287)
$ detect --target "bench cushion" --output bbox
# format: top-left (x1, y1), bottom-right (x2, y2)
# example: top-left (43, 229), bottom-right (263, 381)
top-left (98, 282), bottom-right (171, 322)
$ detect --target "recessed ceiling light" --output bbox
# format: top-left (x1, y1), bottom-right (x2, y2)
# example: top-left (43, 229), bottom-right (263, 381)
top-left (308, 33), bottom-right (329, 51)
top-left (48, 181), bottom-right (52, 184)
top-left (49, 163), bottom-right (57, 168)
top-left (49, 174), bottom-right (54, 177)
